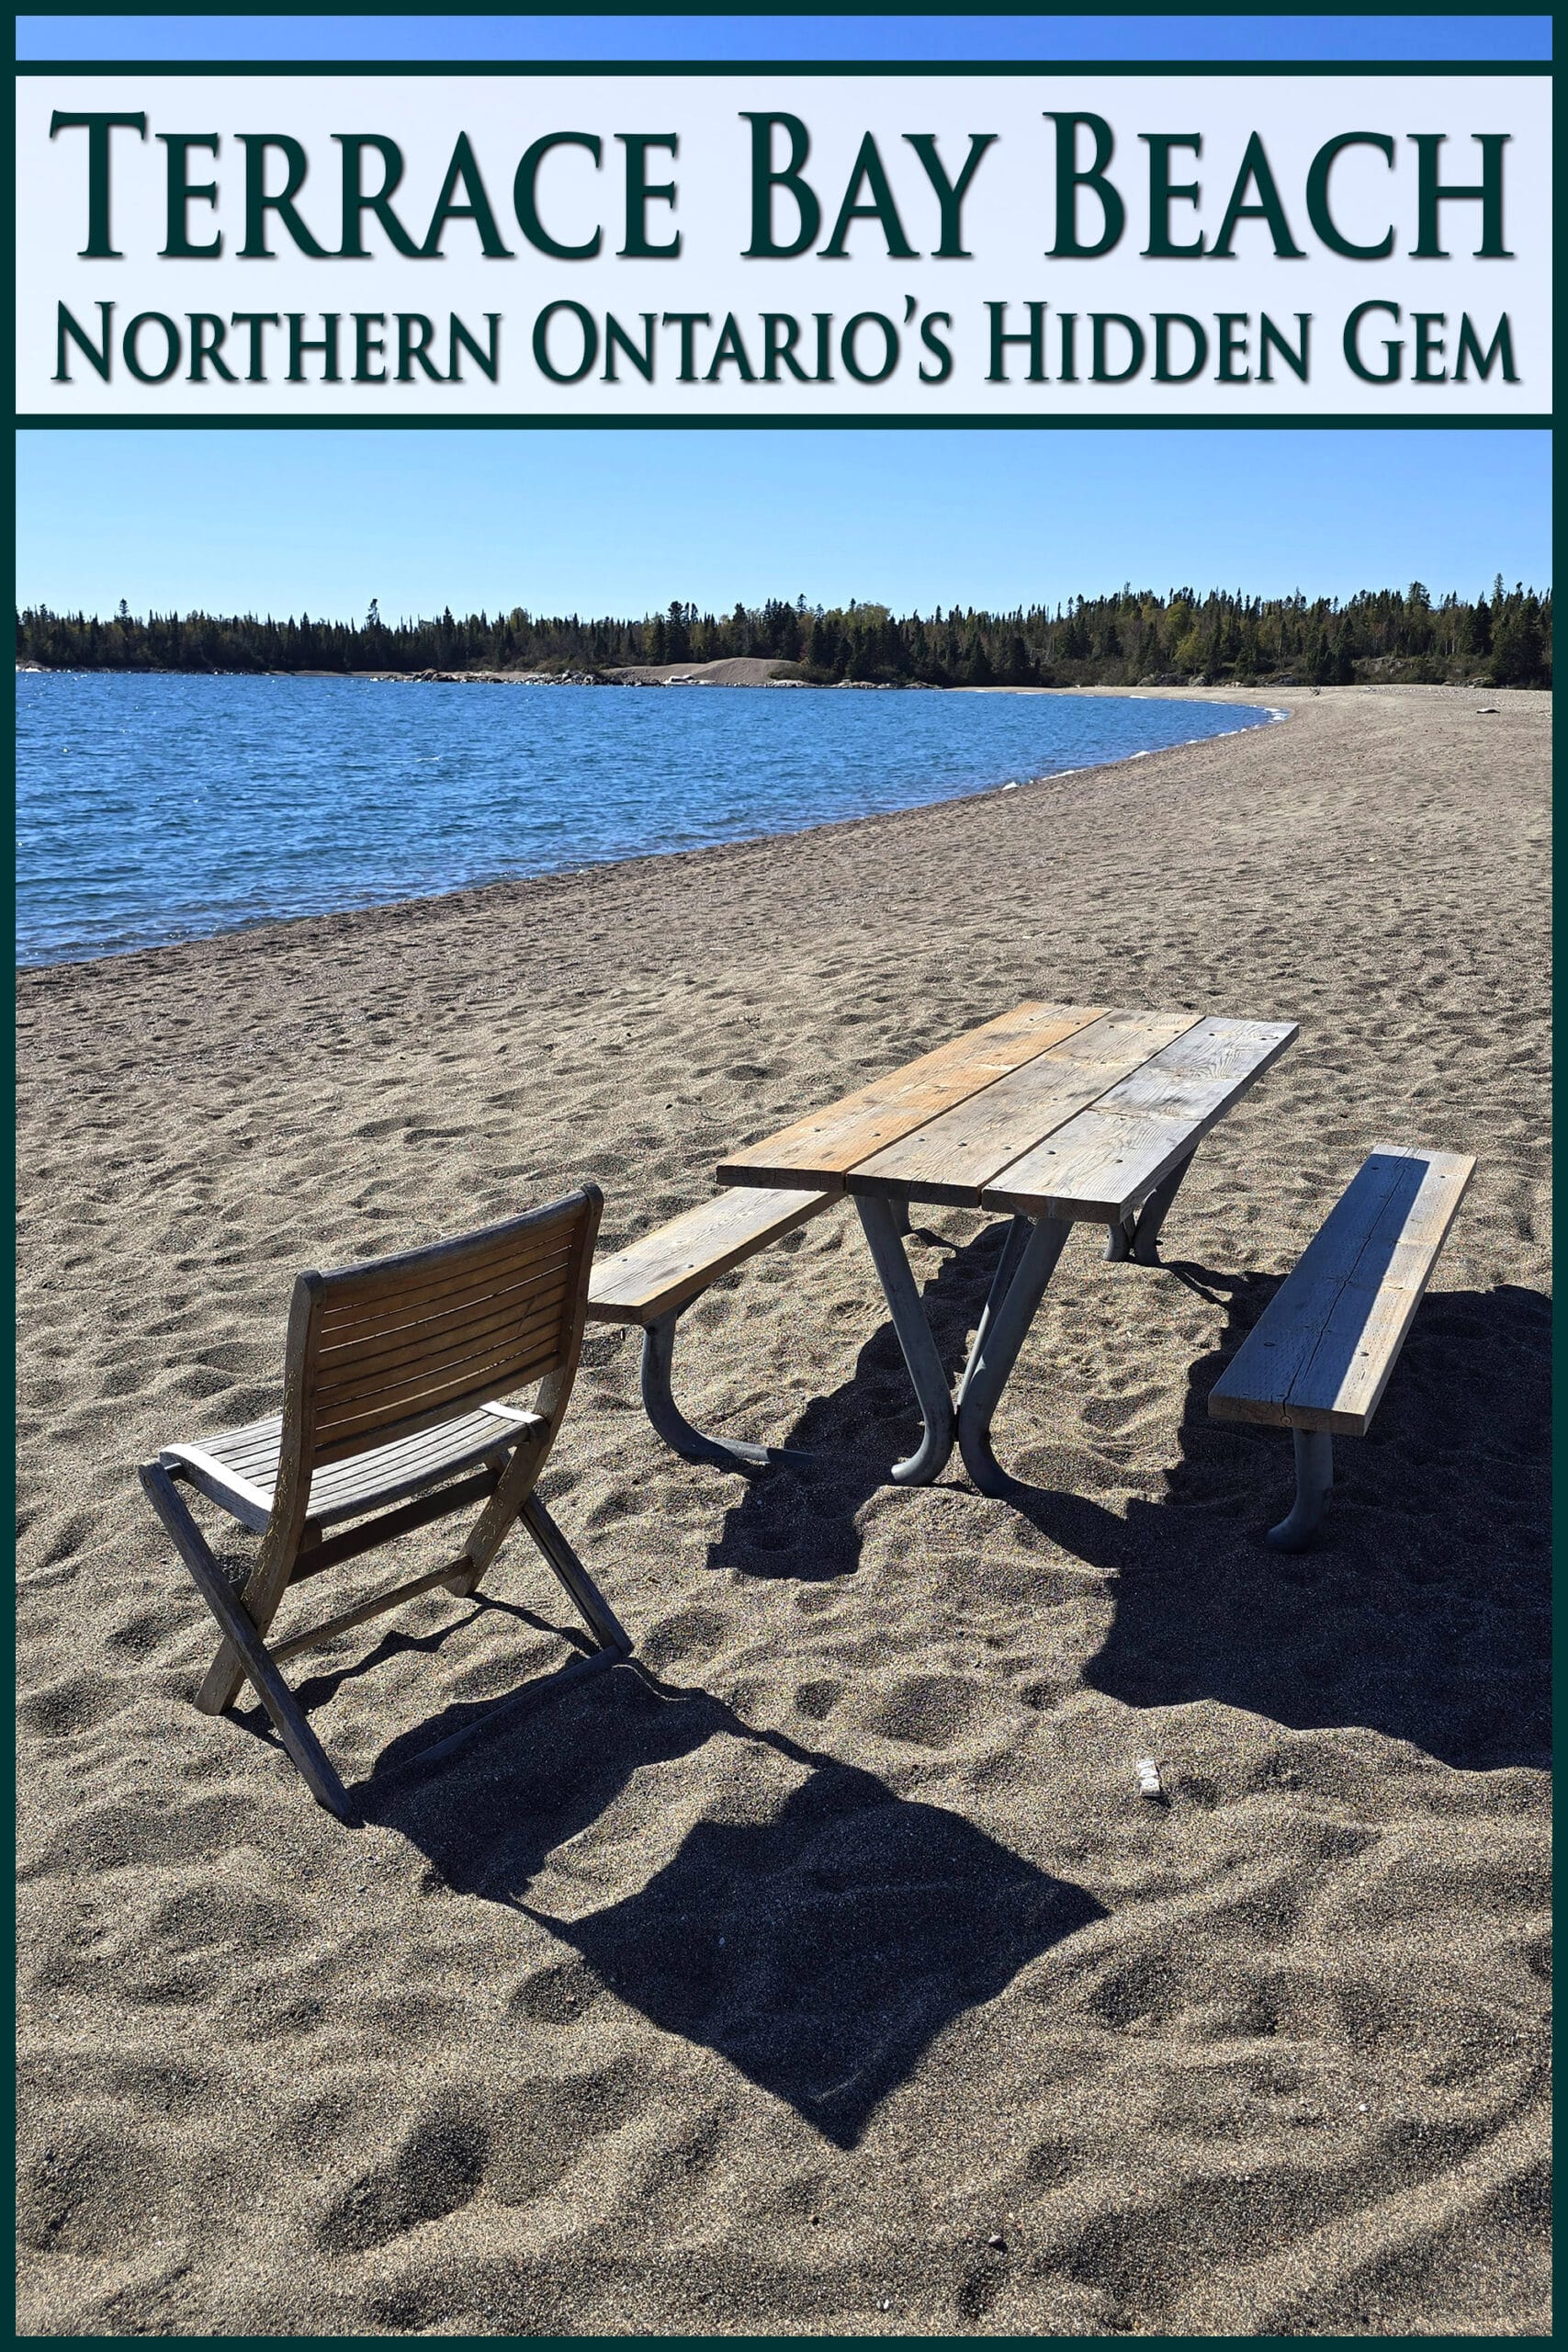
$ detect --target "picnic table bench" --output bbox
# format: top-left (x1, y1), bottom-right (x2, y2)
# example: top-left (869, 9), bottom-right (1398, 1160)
top-left (587, 1184), bottom-right (834, 1474)
top-left (1209, 1144), bottom-right (1474, 1547)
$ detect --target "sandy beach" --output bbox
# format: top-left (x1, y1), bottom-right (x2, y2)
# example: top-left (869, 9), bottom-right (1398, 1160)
top-left (17, 684), bottom-right (1550, 2335)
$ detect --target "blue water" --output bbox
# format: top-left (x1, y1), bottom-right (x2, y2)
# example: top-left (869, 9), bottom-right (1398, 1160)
top-left (16, 674), bottom-right (1280, 967)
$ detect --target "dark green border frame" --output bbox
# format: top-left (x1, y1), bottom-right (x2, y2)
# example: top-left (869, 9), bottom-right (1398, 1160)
top-left (17, 53), bottom-right (1552, 427)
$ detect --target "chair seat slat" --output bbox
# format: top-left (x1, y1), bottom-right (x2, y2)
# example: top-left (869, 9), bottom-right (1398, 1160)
top-left (164, 1402), bottom-right (541, 1527)
top-left (310, 1354), bottom-right (568, 1465)
top-left (311, 1324), bottom-right (567, 1447)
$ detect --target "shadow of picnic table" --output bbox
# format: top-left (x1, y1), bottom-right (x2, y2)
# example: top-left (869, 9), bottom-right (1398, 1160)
top-left (708, 1220), bottom-right (1551, 1774)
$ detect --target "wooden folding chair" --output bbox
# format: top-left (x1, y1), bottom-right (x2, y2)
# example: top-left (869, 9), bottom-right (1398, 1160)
top-left (138, 1186), bottom-right (629, 1818)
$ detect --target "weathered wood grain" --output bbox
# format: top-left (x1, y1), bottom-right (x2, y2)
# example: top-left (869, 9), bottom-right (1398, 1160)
top-left (1208, 1145), bottom-right (1475, 1435)
top-left (981, 1016), bottom-right (1298, 1220)
top-left (852, 1008), bottom-right (1200, 1206)
top-left (587, 1184), bottom-right (833, 1326)
top-left (716, 1002), bottom-right (1107, 1191)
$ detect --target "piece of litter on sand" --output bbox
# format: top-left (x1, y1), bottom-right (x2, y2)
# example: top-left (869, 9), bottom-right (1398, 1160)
top-left (1136, 1758), bottom-right (1165, 1800)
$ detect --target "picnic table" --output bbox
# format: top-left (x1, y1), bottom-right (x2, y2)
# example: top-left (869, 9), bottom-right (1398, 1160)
top-left (717, 1002), bottom-right (1297, 1492)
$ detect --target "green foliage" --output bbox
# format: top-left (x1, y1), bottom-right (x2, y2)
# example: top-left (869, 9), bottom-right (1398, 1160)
top-left (14, 581), bottom-right (1550, 688)
top-left (1487, 589), bottom-right (1551, 688)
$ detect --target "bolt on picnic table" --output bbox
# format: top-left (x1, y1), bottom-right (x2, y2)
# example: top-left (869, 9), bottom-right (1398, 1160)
top-left (716, 1001), bottom-right (1298, 1493)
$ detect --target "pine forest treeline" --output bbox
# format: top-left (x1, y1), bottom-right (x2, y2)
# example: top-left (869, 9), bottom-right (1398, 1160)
top-left (15, 579), bottom-right (1551, 688)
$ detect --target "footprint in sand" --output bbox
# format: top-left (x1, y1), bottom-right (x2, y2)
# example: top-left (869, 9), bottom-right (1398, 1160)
top-left (867, 1673), bottom-right (986, 1749)
top-left (317, 2109), bottom-right (491, 2254)
top-left (18, 1674), bottom-right (125, 1739)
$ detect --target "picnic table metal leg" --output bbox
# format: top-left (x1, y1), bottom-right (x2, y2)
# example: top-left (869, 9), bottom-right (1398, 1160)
top-left (1107, 1148), bottom-right (1198, 1262)
top-left (638, 1309), bottom-right (808, 1476)
top-left (1266, 1429), bottom-right (1334, 1552)
top-left (853, 1193), bottom-right (956, 1486)
top-left (1127, 1148), bottom-right (1198, 1264)
top-left (955, 1216), bottom-right (1071, 1496)
top-left (957, 1215), bottom-right (1032, 1406)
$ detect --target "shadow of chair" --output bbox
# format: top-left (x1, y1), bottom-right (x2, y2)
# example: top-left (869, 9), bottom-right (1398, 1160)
top-left (369, 1663), bottom-right (1105, 2148)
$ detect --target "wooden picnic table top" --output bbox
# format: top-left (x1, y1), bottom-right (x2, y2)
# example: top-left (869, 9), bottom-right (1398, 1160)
top-left (716, 1001), bottom-right (1298, 1223)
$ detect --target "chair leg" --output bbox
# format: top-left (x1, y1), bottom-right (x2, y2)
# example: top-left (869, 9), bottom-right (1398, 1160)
top-left (442, 1430), bottom-right (547, 1600)
top-left (519, 1495), bottom-right (632, 1656)
top-left (139, 1464), bottom-right (351, 1818)
top-left (445, 1438), bottom-right (629, 1658)
top-left (1266, 1429), bottom-right (1334, 1552)
top-left (196, 1524), bottom-right (320, 1718)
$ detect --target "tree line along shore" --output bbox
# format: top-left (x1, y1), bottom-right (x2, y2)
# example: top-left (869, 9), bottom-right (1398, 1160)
top-left (15, 579), bottom-right (1550, 690)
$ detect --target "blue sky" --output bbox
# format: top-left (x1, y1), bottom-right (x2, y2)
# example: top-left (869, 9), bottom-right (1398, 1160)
top-left (17, 15), bottom-right (1550, 620)
top-left (15, 428), bottom-right (1550, 621)
top-left (12, 17), bottom-right (1561, 62)
top-left (12, 17), bottom-right (1561, 64)
top-left (13, 17), bottom-right (1553, 64)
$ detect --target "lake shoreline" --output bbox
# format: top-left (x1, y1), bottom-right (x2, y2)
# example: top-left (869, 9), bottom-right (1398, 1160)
top-left (17, 677), bottom-right (1283, 970)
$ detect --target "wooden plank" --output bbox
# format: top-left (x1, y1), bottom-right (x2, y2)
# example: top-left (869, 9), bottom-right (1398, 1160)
top-left (587, 1185), bottom-right (833, 1326)
top-left (316, 1199), bottom-right (587, 1318)
top-left (1209, 1152), bottom-right (1418, 1429)
top-left (314, 1281), bottom-right (571, 1399)
top-left (299, 1470), bottom-right (501, 1573)
top-left (269, 1558), bottom-right (474, 1665)
top-left (310, 1347), bottom-right (568, 1464)
top-left (319, 1235), bottom-right (576, 1334)
top-left (1208, 1147), bottom-right (1474, 1436)
top-left (715, 1002), bottom-right (1108, 1193)
top-left (851, 1008), bottom-right (1201, 1207)
top-left (160, 1442), bottom-right (276, 1532)
top-left (981, 1016), bottom-right (1299, 1220)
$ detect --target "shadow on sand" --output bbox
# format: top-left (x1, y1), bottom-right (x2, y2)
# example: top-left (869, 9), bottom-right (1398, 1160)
top-left (708, 1224), bottom-right (1551, 1773)
top-left (705, 1215), bottom-right (1014, 1583)
top-left (231, 1225), bottom-right (1544, 2143)
top-left (367, 1665), bottom-right (1104, 2147)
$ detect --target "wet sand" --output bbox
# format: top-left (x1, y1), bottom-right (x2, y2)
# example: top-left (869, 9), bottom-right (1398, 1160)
top-left (16, 684), bottom-right (1551, 2335)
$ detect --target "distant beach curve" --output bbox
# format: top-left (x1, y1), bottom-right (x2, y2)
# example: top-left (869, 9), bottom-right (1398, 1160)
top-left (16, 675), bottom-right (1279, 967)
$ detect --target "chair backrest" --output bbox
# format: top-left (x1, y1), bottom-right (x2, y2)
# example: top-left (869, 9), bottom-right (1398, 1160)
top-left (270, 1190), bottom-right (603, 1524)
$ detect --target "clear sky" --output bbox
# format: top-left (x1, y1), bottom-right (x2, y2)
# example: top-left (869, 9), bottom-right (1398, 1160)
top-left (15, 428), bottom-right (1550, 622)
top-left (16, 13), bottom-right (1550, 622)
top-left (14, 17), bottom-right (1552, 64)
